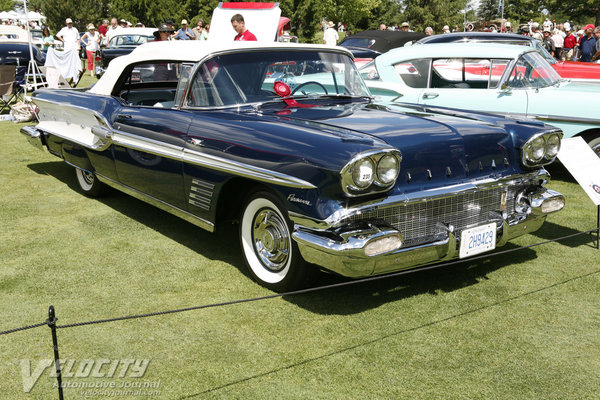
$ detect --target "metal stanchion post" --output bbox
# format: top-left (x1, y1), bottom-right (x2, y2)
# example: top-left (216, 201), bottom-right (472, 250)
top-left (47, 306), bottom-right (64, 400)
top-left (596, 205), bottom-right (600, 250)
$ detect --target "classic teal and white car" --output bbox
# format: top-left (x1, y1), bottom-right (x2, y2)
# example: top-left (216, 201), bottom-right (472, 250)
top-left (361, 43), bottom-right (600, 157)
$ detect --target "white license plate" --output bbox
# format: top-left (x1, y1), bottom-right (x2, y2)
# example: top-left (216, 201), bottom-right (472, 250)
top-left (459, 223), bottom-right (496, 259)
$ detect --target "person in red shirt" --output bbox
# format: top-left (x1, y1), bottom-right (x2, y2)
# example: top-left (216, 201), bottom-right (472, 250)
top-left (231, 14), bottom-right (257, 41)
top-left (98, 19), bottom-right (108, 38)
top-left (563, 26), bottom-right (577, 61)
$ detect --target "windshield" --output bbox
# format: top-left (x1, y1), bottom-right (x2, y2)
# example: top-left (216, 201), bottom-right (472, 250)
top-left (186, 50), bottom-right (370, 107)
top-left (507, 51), bottom-right (560, 88)
top-left (110, 35), bottom-right (153, 47)
top-left (532, 40), bottom-right (557, 65)
top-left (340, 37), bottom-right (376, 49)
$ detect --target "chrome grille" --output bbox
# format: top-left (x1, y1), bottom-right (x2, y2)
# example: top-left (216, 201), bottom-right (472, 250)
top-left (348, 186), bottom-right (518, 246)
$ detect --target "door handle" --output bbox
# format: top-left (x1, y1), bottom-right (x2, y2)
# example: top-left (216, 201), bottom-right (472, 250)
top-left (116, 114), bottom-right (132, 119)
top-left (422, 92), bottom-right (439, 99)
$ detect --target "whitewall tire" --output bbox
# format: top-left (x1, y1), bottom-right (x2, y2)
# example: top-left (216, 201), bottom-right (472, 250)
top-left (75, 168), bottom-right (106, 197)
top-left (240, 191), bottom-right (312, 291)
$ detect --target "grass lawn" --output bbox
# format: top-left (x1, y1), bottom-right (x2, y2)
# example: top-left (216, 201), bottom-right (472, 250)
top-left (0, 101), bottom-right (599, 399)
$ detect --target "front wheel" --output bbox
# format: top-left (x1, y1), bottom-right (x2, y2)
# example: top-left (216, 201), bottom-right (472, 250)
top-left (75, 168), bottom-right (107, 197)
top-left (239, 191), bottom-right (313, 292)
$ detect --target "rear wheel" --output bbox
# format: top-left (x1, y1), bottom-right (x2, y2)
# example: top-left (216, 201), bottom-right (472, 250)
top-left (239, 191), bottom-right (313, 292)
top-left (75, 168), bottom-right (107, 197)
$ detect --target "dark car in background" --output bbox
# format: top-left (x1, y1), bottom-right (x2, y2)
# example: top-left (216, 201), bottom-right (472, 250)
top-left (416, 32), bottom-right (600, 81)
top-left (96, 27), bottom-right (155, 77)
top-left (0, 41), bottom-right (45, 84)
top-left (340, 30), bottom-right (425, 67)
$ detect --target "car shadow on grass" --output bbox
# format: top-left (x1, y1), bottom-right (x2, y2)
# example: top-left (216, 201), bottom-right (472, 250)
top-left (287, 243), bottom-right (538, 315)
top-left (27, 161), bottom-right (246, 268)
top-left (530, 220), bottom-right (597, 248)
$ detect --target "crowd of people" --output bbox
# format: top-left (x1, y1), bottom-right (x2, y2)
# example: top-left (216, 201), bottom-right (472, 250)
top-left (39, 14), bottom-right (260, 77)
top-left (373, 18), bottom-right (600, 63)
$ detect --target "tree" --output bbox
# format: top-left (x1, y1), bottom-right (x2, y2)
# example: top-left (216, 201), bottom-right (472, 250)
top-left (27, 0), bottom-right (107, 31)
top-left (543, 0), bottom-right (600, 26)
top-left (477, 0), bottom-right (499, 21)
top-left (403, 0), bottom-right (469, 33)
top-left (0, 0), bottom-right (14, 12)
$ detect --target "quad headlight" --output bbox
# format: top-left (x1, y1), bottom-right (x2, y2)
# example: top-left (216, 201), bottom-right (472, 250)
top-left (522, 130), bottom-right (563, 167)
top-left (341, 149), bottom-right (402, 196)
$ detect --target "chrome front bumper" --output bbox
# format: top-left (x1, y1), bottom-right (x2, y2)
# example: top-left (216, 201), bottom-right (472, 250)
top-left (292, 187), bottom-right (564, 278)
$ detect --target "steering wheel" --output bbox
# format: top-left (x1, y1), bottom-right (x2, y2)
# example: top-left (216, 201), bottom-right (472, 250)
top-left (509, 70), bottom-right (525, 88)
top-left (291, 81), bottom-right (328, 95)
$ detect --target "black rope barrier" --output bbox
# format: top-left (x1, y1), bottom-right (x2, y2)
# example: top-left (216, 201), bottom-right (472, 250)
top-left (0, 227), bottom-right (597, 400)
top-left (1, 227), bottom-right (598, 336)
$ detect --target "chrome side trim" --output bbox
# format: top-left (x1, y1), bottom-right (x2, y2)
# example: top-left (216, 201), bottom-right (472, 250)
top-left (34, 121), bottom-right (317, 189)
top-left (181, 147), bottom-right (317, 189)
top-left (94, 173), bottom-right (215, 232)
top-left (110, 131), bottom-right (317, 189)
top-left (530, 114), bottom-right (600, 125)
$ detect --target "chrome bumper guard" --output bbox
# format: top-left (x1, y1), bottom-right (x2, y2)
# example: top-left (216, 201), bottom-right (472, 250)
top-left (293, 187), bottom-right (564, 278)
top-left (20, 125), bottom-right (44, 150)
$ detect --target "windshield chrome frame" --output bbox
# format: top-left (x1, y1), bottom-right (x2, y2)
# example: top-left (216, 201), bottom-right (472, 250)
top-left (178, 48), bottom-right (370, 111)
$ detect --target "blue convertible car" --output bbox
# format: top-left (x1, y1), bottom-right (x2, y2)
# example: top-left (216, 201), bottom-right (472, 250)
top-left (22, 41), bottom-right (564, 291)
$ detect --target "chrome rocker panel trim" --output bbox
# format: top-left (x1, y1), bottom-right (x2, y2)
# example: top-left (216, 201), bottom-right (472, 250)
top-left (93, 171), bottom-right (216, 233)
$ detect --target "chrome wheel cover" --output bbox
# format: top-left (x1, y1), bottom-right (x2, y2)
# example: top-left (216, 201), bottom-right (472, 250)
top-left (251, 208), bottom-right (290, 272)
top-left (81, 170), bottom-right (95, 185)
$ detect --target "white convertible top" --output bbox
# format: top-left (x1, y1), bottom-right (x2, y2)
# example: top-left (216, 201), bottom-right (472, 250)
top-left (89, 41), bottom-right (349, 95)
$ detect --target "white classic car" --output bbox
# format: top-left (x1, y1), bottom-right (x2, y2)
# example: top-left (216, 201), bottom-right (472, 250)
top-left (361, 43), bottom-right (600, 157)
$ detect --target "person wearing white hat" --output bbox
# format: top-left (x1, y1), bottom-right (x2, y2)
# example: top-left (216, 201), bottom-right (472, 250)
top-left (174, 19), bottom-right (194, 40)
top-left (56, 18), bottom-right (80, 52)
top-left (531, 22), bottom-right (543, 40)
top-left (81, 24), bottom-right (100, 76)
top-left (323, 20), bottom-right (338, 45)
top-left (563, 24), bottom-right (576, 61)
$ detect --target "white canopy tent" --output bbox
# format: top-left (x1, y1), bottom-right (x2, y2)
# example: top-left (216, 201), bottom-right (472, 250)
top-left (0, 9), bottom-right (46, 27)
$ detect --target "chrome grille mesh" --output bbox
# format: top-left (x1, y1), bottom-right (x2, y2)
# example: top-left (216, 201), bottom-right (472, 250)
top-left (348, 186), bottom-right (518, 246)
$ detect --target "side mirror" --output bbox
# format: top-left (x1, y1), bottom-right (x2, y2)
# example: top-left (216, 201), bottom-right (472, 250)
top-left (500, 83), bottom-right (512, 93)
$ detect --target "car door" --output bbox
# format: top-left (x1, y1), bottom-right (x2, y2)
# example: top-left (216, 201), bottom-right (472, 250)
top-left (111, 62), bottom-right (194, 210)
top-left (419, 58), bottom-right (529, 117)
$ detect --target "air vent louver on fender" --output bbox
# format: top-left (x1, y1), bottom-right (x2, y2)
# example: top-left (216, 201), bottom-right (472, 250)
top-left (188, 178), bottom-right (215, 211)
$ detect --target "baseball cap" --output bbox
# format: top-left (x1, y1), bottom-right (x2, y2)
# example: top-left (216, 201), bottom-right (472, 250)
top-left (181, 19), bottom-right (188, 25)
top-left (401, 22), bottom-right (410, 27)
top-left (585, 24), bottom-right (595, 30)
top-left (65, 18), bottom-right (73, 24)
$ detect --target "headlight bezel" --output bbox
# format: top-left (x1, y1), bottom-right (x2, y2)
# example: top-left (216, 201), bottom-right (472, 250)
top-left (521, 130), bottom-right (563, 168)
top-left (341, 149), bottom-right (402, 196)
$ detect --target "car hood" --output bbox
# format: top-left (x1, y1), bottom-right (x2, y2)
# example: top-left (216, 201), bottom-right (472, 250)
top-left (256, 102), bottom-right (516, 186)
